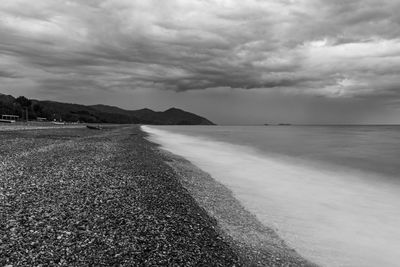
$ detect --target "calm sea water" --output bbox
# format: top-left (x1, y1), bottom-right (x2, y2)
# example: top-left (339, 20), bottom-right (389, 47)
top-left (142, 125), bottom-right (400, 267)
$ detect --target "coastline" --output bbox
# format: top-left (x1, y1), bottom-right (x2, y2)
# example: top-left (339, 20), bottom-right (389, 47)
top-left (1, 124), bottom-right (314, 266)
top-left (148, 133), bottom-right (316, 267)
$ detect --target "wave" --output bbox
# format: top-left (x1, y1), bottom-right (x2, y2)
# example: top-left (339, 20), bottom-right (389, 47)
top-left (142, 125), bottom-right (400, 267)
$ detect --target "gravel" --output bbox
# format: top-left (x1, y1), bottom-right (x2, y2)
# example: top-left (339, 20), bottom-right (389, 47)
top-left (1, 125), bottom-right (241, 266)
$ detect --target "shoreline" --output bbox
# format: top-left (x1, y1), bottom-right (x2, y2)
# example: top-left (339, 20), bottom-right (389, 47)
top-left (147, 132), bottom-right (315, 267)
top-left (1, 124), bottom-right (314, 266)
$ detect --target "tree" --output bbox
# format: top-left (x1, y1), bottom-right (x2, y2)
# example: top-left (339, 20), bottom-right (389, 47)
top-left (16, 96), bottom-right (31, 107)
top-left (16, 96), bottom-right (31, 121)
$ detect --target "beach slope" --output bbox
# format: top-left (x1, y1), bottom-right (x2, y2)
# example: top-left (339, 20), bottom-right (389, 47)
top-left (1, 125), bottom-right (238, 266)
top-left (1, 125), bottom-right (313, 266)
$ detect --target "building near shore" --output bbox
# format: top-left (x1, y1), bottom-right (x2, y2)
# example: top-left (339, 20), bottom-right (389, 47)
top-left (0, 114), bottom-right (19, 123)
top-left (37, 117), bottom-right (47, 121)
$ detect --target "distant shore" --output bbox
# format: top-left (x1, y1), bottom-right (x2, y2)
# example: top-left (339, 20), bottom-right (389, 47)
top-left (1, 124), bottom-right (313, 266)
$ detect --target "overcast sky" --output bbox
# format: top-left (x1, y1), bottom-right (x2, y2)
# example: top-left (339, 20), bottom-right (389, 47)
top-left (1, 0), bottom-right (400, 124)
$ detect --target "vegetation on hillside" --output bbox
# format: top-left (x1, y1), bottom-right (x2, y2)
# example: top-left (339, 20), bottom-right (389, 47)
top-left (0, 94), bottom-right (215, 125)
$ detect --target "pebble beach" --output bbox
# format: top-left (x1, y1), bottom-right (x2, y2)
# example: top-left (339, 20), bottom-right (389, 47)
top-left (1, 124), bottom-right (313, 266)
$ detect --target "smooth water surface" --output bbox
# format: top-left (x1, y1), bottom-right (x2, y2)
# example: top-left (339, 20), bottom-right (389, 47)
top-left (142, 125), bottom-right (400, 267)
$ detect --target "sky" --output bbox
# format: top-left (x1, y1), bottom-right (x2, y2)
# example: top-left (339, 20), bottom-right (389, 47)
top-left (1, 0), bottom-right (400, 124)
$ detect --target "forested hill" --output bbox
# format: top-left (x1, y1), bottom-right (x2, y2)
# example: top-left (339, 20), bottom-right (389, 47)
top-left (0, 94), bottom-right (215, 125)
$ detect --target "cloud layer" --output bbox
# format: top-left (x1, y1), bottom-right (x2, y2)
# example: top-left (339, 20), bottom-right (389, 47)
top-left (1, 0), bottom-right (400, 116)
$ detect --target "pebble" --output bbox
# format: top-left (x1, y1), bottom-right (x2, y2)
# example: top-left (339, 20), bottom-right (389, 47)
top-left (0, 126), bottom-right (241, 266)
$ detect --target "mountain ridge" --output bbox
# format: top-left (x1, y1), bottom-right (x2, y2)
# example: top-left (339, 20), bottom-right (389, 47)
top-left (0, 94), bottom-right (215, 125)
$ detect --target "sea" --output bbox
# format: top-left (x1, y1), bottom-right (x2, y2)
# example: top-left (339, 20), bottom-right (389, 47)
top-left (142, 125), bottom-right (400, 267)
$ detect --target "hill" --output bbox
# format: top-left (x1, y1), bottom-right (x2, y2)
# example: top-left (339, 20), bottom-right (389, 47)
top-left (0, 93), bottom-right (215, 125)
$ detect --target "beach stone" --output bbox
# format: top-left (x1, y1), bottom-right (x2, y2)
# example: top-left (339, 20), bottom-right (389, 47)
top-left (0, 125), bottom-right (242, 266)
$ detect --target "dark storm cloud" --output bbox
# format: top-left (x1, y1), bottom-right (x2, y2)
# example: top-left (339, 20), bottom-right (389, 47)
top-left (1, 0), bottom-right (400, 101)
top-left (0, 70), bottom-right (20, 78)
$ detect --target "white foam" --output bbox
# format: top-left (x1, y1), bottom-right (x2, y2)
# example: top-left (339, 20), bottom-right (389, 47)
top-left (142, 125), bottom-right (400, 267)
